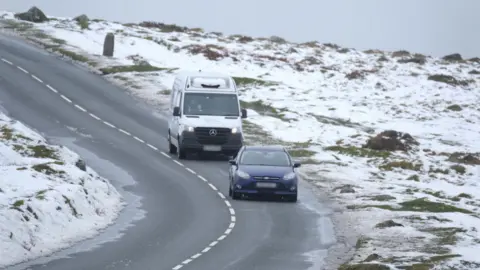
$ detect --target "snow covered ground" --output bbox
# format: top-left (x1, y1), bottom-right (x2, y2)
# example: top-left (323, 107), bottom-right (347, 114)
top-left (2, 10), bottom-right (480, 269)
top-left (0, 100), bottom-right (123, 265)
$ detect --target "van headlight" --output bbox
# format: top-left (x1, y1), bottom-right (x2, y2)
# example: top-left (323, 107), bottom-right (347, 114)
top-left (283, 172), bottom-right (296, 180)
top-left (183, 125), bottom-right (194, 132)
top-left (231, 127), bottom-right (239, 134)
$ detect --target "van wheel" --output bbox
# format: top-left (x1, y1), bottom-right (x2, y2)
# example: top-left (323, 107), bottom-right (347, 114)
top-left (177, 138), bottom-right (187, 159)
top-left (168, 133), bottom-right (177, 154)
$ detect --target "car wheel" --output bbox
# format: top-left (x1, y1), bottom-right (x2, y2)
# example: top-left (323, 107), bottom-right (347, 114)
top-left (232, 190), bottom-right (241, 200)
top-left (177, 137), bottom-right (186, 159)
top-left (286, 194), bottom-right (297, 203)
top-left (168, 133), bottom-right (177, 154)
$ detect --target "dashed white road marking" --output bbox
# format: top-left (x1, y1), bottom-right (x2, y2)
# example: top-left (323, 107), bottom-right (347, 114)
top-left (147, 143), bottom-right (157, 150)
top-left (1, 58), bottom-right (12, 65)
top-left (17, 66), bottom-right (28, 73)
top-left (89, 113), bottom-right (100, 120)
top-left (31, 74), bottom-right (43, 83)
top-left (103, 121), bottom-right (116, 128)
top-left (160, 151), bottom-right (171, 158)
top-left (46, 84), bottom-right (58, 93)
top-left (74, 104), bottom-right (87, 112)
top-left (60, 95), bottom-right (72, 103)
top-left (133, 136), bottom-right (145, 143)
top-left (1, 59), bottom-right (237, 270)
top-left (173, 160), bottom-right (184, 166)
top-left (118, 129), bottom-right (131, 136)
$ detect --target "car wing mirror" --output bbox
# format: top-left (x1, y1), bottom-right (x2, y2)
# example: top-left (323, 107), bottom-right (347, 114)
top-left (228, 159), bottom-right (237, 165)
top-left (293, 162), bottom-right (301, 168)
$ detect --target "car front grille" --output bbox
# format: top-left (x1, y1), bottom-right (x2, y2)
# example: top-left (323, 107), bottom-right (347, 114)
top-left (253, 176), bottom-right (281, 181)
top-left (194, 127), bottom-right (231, 145)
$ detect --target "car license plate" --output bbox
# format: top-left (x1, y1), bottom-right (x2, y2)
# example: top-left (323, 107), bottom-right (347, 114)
top-left (256, 182), bottom-right (276, 188)
top-left (203, 145), bottom-right (221, 151)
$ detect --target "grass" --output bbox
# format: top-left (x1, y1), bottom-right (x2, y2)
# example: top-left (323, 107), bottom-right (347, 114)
top-left (287, 149), bottom-right (316, 158)
top-left (233, 76), bottom-right (276, 87)
top-left (28, 145), bottom-right (58, 159)
top-left (99, 65), bottom-right (171, 75)
top-left (348, 198), bottom-right (472, 214)
top-left (51, 47), bottom-right (90, 62)
top-left (32, 163), bottom-right (65, 176)
top-left (338, 264), bottom-right (390, 270)
top-left (63, 195), bottom-right (78, 217)
top-left (324, 145), bottom-right (391, 158)
top-left (379, 160), bottom-right (422, 171)
top-left (13, 200), bottom-right (24, 208)
top-left (446, 104), bottom-right (462, 111)
top-left (450, 164), bottom-right (466, 174)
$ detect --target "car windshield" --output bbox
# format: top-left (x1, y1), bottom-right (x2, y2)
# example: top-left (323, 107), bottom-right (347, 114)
top-left (183, 93), bottom-right (240, 116)
top-left (239, 150), bottom-right (291, 166)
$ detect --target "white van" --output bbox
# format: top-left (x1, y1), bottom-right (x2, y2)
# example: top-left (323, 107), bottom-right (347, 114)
top-left (167, 71), bottom-right (247, 159)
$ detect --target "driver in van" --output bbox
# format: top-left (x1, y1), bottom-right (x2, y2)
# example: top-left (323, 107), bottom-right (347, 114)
top-left (186, 99), bottom-right (203, 114)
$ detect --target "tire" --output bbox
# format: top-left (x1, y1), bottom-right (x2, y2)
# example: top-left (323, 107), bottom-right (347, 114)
top-left (286, 194), bottom-right (297, 203)
top-left (232, 190), bottom-right (241, 200)
top-left (168, 133), bottom-right (177, 154)
top-left (177, 137), bottom-right (187, 159)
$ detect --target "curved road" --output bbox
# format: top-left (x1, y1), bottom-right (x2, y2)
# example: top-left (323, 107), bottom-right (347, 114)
top-left (0, 34), bottom-right (336, 270)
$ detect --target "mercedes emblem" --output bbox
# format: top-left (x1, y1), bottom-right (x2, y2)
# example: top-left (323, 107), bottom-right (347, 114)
top-left (209, 129), bottom-right (217, 136)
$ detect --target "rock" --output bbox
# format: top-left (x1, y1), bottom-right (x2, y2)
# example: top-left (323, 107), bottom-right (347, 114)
top-left (269, 36), bottom-right (287, 44)
top-left (397, 54), bottom-right (426, 65)
top-left (375, 220), bottom-right (403, 228)
top-left (334, 184), bottom-right (356, 193)
top-left (442, 53), bottom-right (462, 62)
top-left (363, 253), bottom-right (381, 262)
top-left (363, 130), bottom-right (419, 152)
top-left (346, 70), bottom-right (364, 80)
top-left (287, 47), bottom-right (298, 54)
top-left (447, 152), bottom-right (480, 165)
top-left (75, 159), bottom-right (86, 171)
top-left (103, 32), bottom-right (115, 57)
top-left (74, 14), bottom-right (89, 22)
top-left (14, 6), bottom-right (48, 23)
top-left (427, 74), bottom-right (470, 86)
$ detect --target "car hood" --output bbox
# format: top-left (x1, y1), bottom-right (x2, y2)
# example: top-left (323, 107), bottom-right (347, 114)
top-left (239, 165), bottom-right (293, 177)
top-left (182, 115), bottom-right (241, 129)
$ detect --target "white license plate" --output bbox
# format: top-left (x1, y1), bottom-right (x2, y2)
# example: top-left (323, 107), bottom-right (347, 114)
top-left (256, 182), bottom-right (276, 188)
top-left (203, 145), bottom-right (221, 151)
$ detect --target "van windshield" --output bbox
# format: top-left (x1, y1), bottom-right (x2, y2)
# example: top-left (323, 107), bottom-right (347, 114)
top-left (183, 93), bottom-right (240, 116)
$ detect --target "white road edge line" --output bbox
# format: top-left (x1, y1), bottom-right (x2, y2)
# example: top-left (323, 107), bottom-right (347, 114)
top-left (8, 67), bottom-right (237, 270)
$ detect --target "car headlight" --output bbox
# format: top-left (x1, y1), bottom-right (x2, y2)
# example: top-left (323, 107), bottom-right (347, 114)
top-left (184, 125), bottom-right (194, 132)
top-left (236, 170), bottom-right (250, 179)
top-left (283, 172), bottom-right (296, 180)
top-left (231, 127), bottom-right (239, 134)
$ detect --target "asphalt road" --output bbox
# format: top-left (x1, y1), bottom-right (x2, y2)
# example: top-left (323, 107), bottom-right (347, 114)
top-left (0, 33), bottom-right (336, 270)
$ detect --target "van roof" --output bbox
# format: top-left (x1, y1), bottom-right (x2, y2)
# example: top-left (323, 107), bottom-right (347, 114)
top-left (175, 70), bottom-right (231, 78)
top-left (174, 70), bottom-right (237, 92)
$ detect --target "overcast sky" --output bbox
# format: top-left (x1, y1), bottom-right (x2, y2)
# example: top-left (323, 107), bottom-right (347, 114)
top-left (4, 0), bottom-right (479, 57)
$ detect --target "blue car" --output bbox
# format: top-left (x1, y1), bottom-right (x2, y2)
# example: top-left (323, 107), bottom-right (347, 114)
top-left (228, 145), bottom-right (301, 202)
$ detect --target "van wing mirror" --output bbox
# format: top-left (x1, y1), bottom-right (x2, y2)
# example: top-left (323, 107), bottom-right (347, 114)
top-left (228, 159), bottom-right (237, 165)
top-left (293, 162), bottom-right (301, 168)
top-left (173, 106), bottom-right (181, 116)
top-left (241, 108), bottom-right (247, 119)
